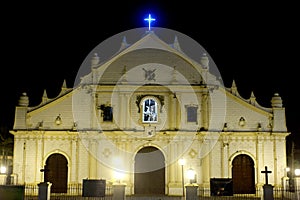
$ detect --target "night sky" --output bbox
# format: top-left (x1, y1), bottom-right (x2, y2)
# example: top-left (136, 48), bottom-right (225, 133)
top-left (0, 2), bottom-right (299, 149)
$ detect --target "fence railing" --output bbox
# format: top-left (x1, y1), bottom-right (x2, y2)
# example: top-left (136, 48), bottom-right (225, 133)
top-left (24, 183), bottom-right (112, 198)
top-left (197, 188), bottom-right (300, 199)
top-left (22, 185), bottom-right (300, 199)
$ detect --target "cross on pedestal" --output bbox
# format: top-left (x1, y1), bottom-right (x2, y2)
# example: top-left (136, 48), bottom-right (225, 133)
top-left (261, 166), bottom-right (272, 185)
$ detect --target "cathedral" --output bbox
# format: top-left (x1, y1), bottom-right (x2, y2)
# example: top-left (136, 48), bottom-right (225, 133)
top-left (10, 27), bottom-right (289, 196)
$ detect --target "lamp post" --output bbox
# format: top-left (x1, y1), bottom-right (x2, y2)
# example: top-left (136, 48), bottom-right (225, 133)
top-left (179, 158), bottom-right (185, 197)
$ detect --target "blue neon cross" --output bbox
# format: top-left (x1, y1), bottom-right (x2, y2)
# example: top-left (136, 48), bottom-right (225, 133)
top-left (144, 14), bottom-right (156, 30)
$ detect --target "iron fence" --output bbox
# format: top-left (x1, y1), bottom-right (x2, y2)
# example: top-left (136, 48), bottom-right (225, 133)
top-left (24, 183), bottom-right (112, 200)
top-left (197, 188), bottom-right (300, 199)
top-left (22, 185), bottom-right (300, 200)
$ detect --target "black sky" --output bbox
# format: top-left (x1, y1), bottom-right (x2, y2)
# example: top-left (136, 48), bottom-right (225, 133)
top-left (0, 2), bottom-right (299, 145)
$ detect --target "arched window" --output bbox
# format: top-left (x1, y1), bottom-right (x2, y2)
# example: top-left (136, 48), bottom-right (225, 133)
top-left (142, 98), bottom-right (158, 123)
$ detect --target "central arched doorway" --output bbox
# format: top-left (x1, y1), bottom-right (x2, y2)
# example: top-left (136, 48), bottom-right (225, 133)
top-left (232, 154), bottom-right (255, 194)
top-left (44, 153), bottom-right (68, 193)
top-left (134, 146), bottom-right (165, 195)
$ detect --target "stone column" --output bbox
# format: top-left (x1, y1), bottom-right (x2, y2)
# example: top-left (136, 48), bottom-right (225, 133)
top-left (176, 94), bottom-right (181, 128)
top-left (223, 143), bottom-right (229, 177)
top-left (202, 154), bottom-right (210, 187)
top-left (119, 94), bottom-right (125, 129)
top-left (273, 137), bottom-right (278, 186)
top-left (38, 182), bottom-right (52, 200)
top-left (70, 137), bottom-right (77, 182)
top-left (201, 91), bottom-right (208, 130)
top-left (256, 137), bottom-right (263, 185)
top-left (169, 143), bottom-right (175, 183)
top-left (36, 136), bottom-right (43, 183)
top-left (169, 94), bottom-right (177, 130)
top-left (89, 139), bottom-right (97, 179)
top-left (125, 94), bottom-right (130, 129)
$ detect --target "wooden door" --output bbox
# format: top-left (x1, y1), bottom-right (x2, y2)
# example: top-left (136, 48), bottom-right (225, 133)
top-left (134, 146), bottom-right (165, 195)
top-left (232, 154), bottom-right (255, 194)
top-left (44, 153), bottom-right (68, 193)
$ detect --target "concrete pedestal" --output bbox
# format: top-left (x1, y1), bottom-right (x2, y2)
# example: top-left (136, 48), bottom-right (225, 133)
top-left (113, 184), bottom-right (126, 200)
top-left (282, 176), bottom-right (289, 191)
top-left (263, 184), bottom-right (274, 200)
top-left (38, 182), bottom-right (52, 200)
top-left (0, 174), bottom-right (7, 185)
top-left (281, 176), bottom-right (290, 199)
top-left (185, 184), bottom-right (198, 200)
top-left (10, 174), bottom-right (18, 185)
top-left (294, 177), bottom-right (300, 200)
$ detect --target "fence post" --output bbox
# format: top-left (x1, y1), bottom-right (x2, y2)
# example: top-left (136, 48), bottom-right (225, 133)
top-left (294, 177), bottom-right (300, 200)
top-left (262, 184), bottom-right (274, 200)
top-left (0, 174), bottom-right (7, 184)
top-left (282, 176), bottom-right (289, 199)
top-left (112, 183), bottom-right (126, 200)
top-left (185, 184), bottom-right (198, 200)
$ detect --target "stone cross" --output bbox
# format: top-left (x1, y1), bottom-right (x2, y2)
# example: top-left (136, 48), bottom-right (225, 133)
top-left (261, 166), bottom-right (272, 185)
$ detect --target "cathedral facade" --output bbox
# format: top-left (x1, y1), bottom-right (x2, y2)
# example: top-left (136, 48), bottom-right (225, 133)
top-left (10, 28), bottom-right (289, 196)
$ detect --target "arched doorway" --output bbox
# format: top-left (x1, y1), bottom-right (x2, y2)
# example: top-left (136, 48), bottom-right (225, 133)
top-left (134, 146), bottom-right (165, 195)
top-left (232, 154), bottom-right (255, 194)
top-left (44, 153), bottom-right (68, 193)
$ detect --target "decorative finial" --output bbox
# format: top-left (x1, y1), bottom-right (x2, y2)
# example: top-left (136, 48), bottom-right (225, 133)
top-left (200, 53), bottom-right (209, 69)
top-left (173, 35), bottom-right (182, 51)
top-left (18, 92), bottom-right (29, 107)
top-left (59, 79), bottom-right (68, 95)
top-left (62, 79), bottom-right (67, 89)
top-left (144, 14), bottom-right (156, 31)
top-left (249, 91), bottom-right (256, 105)
top-left (120, 36), bottom-right (129, 50)
top-left (42, 89), bottom-right (48, 103)
top-left (91, 53), bottom-right (100, 67)
top-left (231, 80), bottom-right (237, 95)
top-left (271, 93), bottom-right (283, 108)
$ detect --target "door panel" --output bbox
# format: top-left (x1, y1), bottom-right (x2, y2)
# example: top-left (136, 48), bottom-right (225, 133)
top-left (44, 153), bottom-right (68, 193)
top-left (134, 147), bottom-right (165, 195)
top-left (232, 154), bottom-right (255, 194)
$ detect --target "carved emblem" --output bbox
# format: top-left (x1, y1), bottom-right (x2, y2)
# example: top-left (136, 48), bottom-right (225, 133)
top-left (142, 68), bottom-right (156, 81)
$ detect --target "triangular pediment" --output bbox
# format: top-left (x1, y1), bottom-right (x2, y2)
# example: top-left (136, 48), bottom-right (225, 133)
top-left (80, 31), bottom-right (220, 86)
top-left (127, 31), bottom-right (178, 52)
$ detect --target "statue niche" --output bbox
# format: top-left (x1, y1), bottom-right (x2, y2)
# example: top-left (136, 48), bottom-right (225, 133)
top-left (98, 104), bottom-right (113, 122)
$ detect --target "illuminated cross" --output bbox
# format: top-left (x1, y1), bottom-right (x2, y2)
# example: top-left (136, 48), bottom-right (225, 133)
top-left (261, 166), bottom-right (272, 185)
top-left (144, 14), bottom-right (156, 30)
